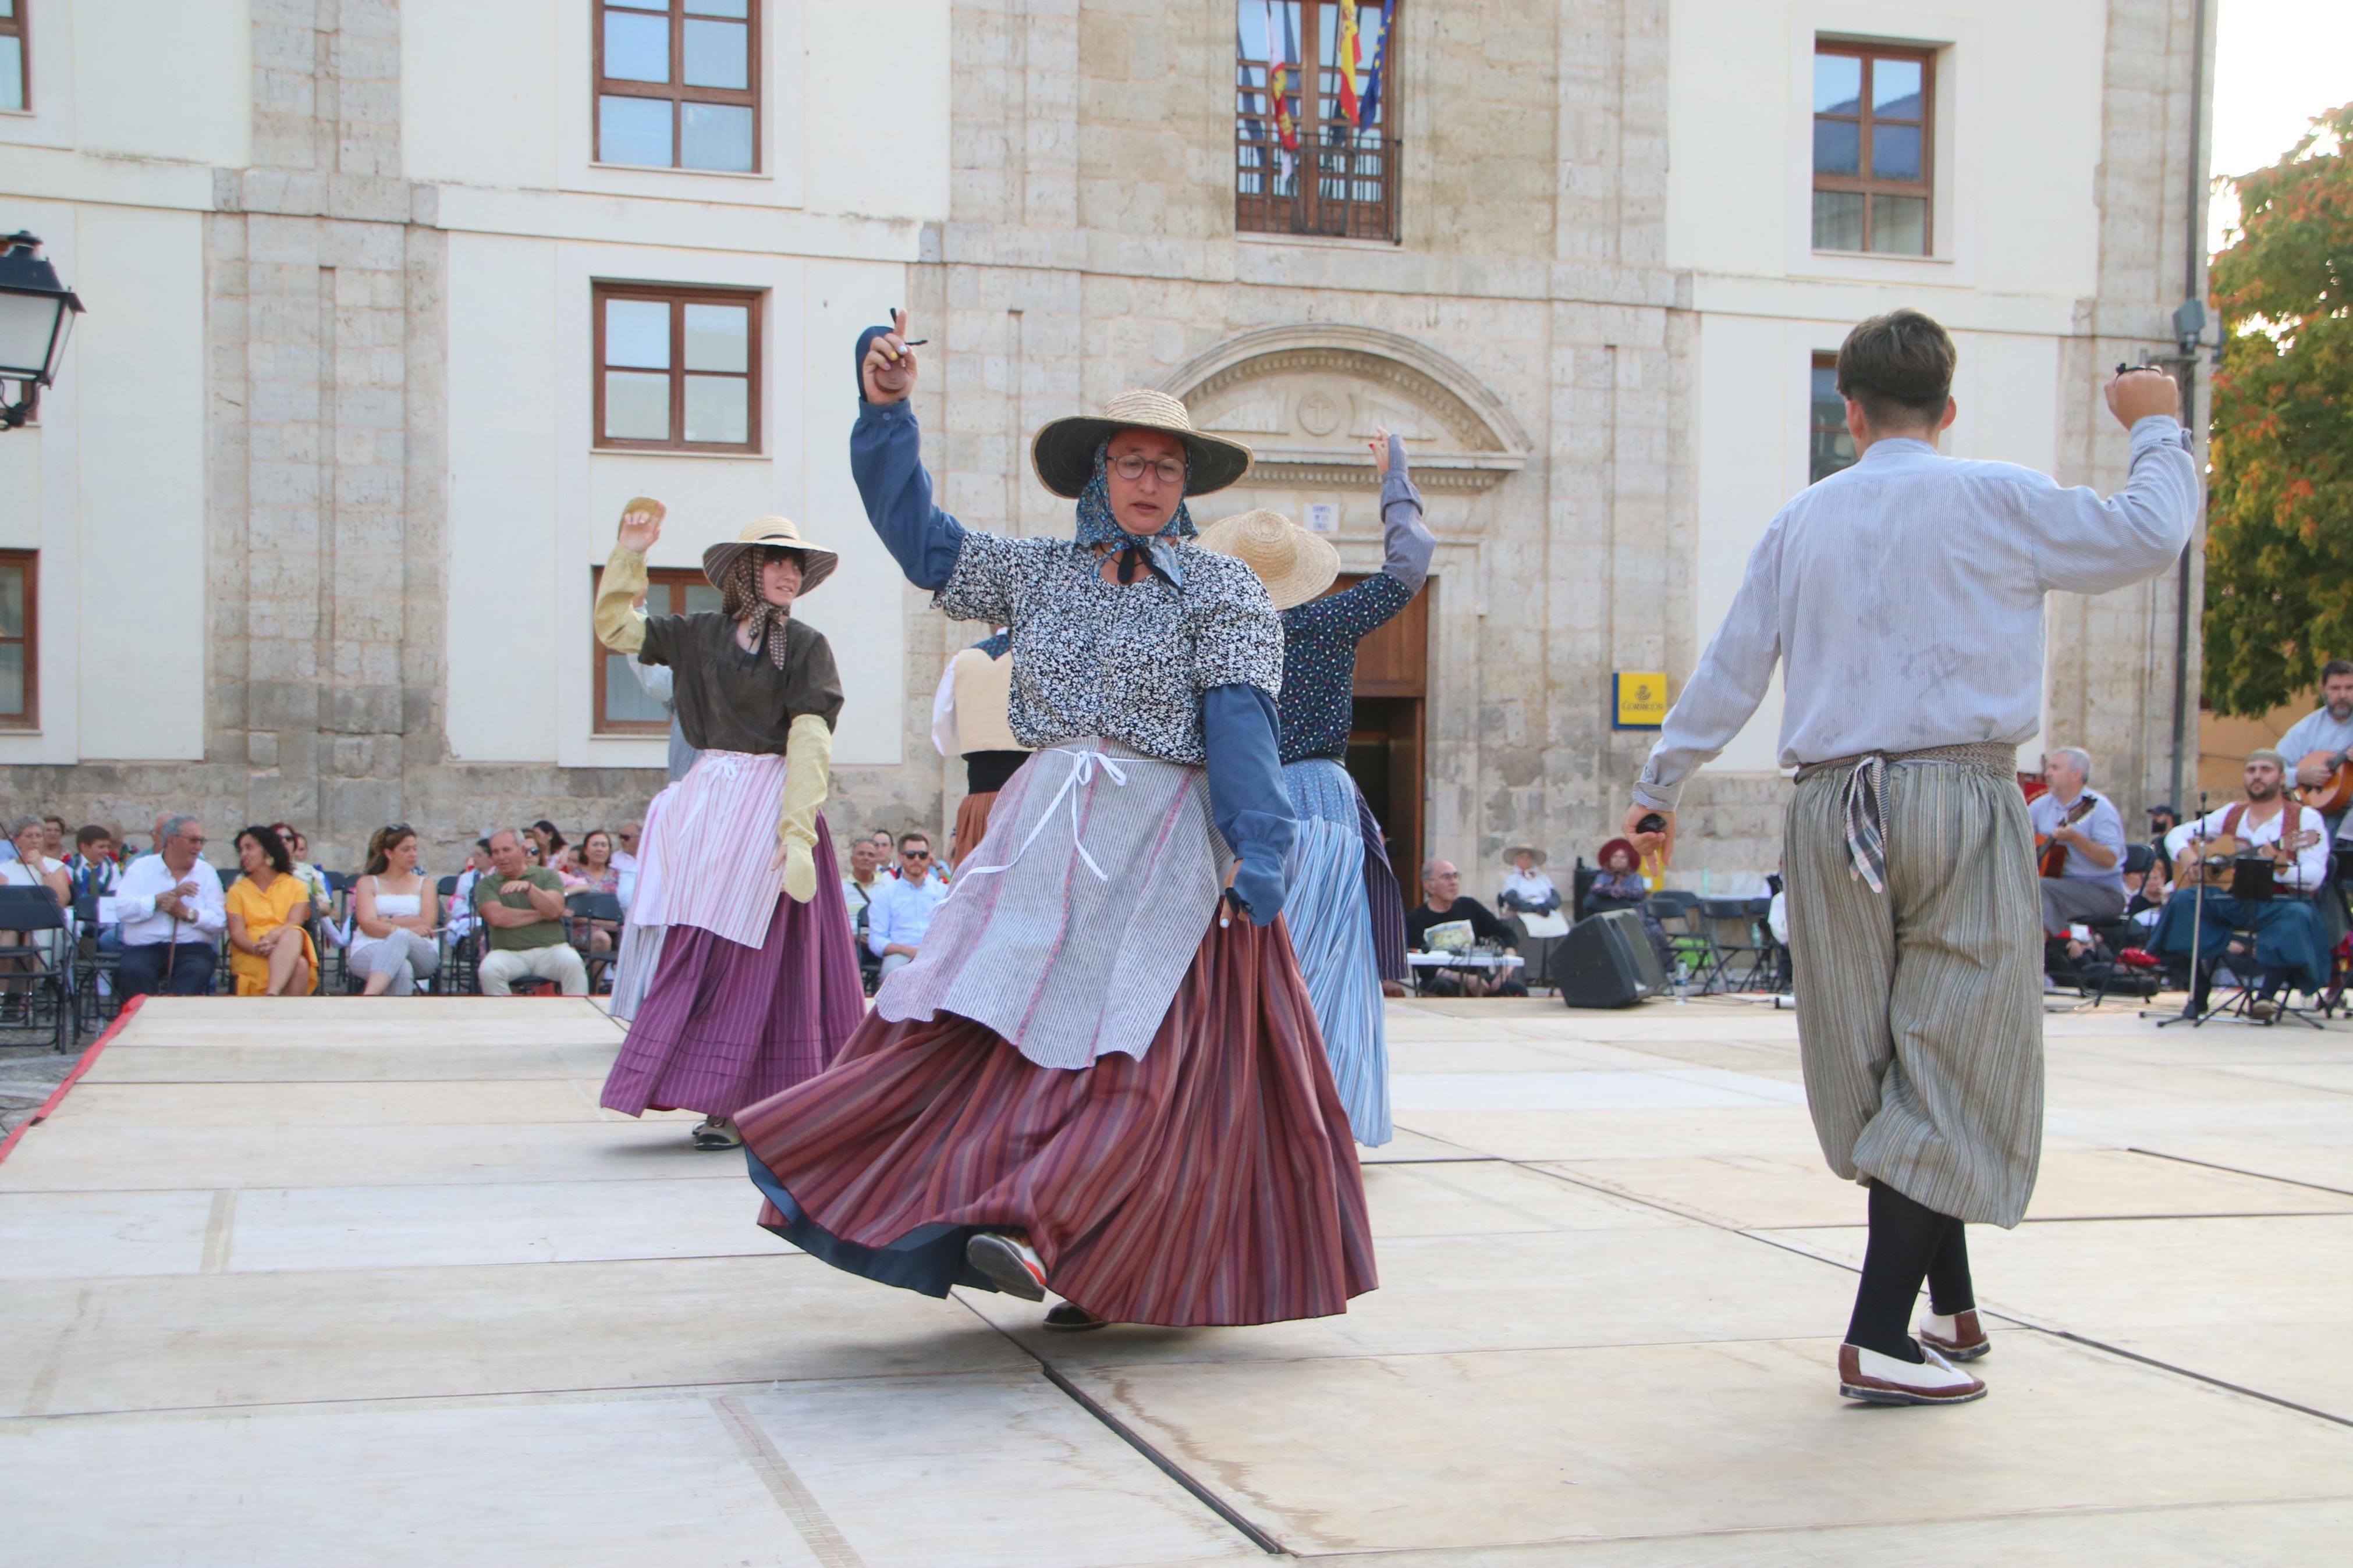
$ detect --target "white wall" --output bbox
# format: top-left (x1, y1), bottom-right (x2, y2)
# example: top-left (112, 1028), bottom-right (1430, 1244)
top-left (75, 0), bottom-right (251, 167)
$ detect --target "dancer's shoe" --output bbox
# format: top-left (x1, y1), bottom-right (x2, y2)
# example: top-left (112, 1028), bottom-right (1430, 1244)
top-left (1043, 1302), bottom-right (1109, 1332)
top-left (1837, 1342), bottom-right (1986, 1406)
top-left (966, 1232), bottom-right (1049, 1302)
top-left (691, 1115), bottom-right (742, 1150)
top-left (1917, 1308), bottom-right (1990, 1362)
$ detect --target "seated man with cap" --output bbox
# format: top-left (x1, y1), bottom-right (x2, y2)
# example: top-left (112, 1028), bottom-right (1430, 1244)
top-left (2150, 748), bottom-right (2332, 1017)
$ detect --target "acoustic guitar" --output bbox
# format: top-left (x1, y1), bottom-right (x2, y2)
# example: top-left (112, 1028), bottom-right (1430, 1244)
top-left (2035, 794), bottom-right (2097, 878)
top-left (2293, 750), bottom-right (2353, 815)
top-left (2172, 826), bottom-right (2323, 889)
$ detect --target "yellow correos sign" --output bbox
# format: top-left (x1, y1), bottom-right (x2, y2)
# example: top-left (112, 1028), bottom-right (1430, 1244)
top-left (1613, 671), bottom-right (1670, 730)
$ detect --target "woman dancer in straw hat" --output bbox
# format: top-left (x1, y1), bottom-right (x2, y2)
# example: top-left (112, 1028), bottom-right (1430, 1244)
top-left (734, 312), bottom-right (1373, 1332)
top-left (1198, 429), bottom-right (1432, 1146)
top-left (592, 506), bottom-right (865, 1151)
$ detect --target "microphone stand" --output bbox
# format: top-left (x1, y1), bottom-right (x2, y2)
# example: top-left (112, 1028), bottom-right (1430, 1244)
top-left (2153, 790), bottom-right (2210, 1027)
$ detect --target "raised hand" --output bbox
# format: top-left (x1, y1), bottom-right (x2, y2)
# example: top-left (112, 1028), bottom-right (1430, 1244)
top-left (863, 308), bottom-right (918, 404)
top-left (616, 497), bottom-right (666, 553)
top-left (2105, 365), bottom-right (2180, 429)
top-left (1368, 424), bottom-right (1394, 478)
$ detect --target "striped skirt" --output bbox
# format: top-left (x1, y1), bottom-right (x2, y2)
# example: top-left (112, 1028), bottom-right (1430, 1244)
top-left (949, 789), bottom-right (997, 870)
top-left (1783, 753), bottom-right (2043, 1228)
top-left (736, 913), bottom-right (1376, 1327)
top-left (598, 749), bottom-right (864, 1121)
top-left (1283, 759), bottom-right (1392, 1146)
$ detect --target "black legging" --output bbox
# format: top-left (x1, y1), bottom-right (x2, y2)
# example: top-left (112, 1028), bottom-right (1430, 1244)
top-left (1844, 1180), bottom-right (1976, 1360)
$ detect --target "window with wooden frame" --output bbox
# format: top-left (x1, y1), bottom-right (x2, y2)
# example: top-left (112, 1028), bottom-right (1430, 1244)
top-left (1809, 353), bottom-right (1857, 483)
top-left (594, 282), bottom-right (761, 450)
top-left (1235, 1), bottom-right (1400, 241)
top-left (0, 551), bottom-right (37, 729)
top-left (594, 567), bottom-right (719, 734)
top-left (1811, 42), bottom-right (1932, 255)
top-left (0, 0), bottom-right (28, 113)
top-left (594, 0), bottom-right (759, 173)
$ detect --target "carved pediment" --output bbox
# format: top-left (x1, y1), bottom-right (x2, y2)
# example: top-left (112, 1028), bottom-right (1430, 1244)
top-left (1162, 326), bottom-right (1531, 493)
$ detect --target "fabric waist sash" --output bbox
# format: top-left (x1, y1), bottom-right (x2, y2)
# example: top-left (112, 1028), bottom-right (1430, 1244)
top-left (1794, 741), bottom-right (2017, 892)
top-left (874, 738), bottom-right (1225, 1070)
top-left (624, 749), bottom-right (786, 948)
top-left (963, 748), bottom-right (1028, 795)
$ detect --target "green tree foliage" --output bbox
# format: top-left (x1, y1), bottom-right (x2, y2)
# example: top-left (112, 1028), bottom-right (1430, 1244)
top-left (2204, 104), bottom-right (2353, 717)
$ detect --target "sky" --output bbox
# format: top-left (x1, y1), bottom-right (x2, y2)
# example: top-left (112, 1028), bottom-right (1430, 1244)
top-left (2208, 0), bottom-right (2353, 251)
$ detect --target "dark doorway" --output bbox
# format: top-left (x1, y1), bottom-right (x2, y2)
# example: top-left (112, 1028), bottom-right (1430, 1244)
top-left (1323, 571), bottom-right (1430, 893)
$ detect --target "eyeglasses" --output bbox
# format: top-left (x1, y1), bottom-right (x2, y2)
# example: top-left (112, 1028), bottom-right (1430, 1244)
top-left (900, 849), bottom-right (931, 861)
top-left (1109, 453), bottom-right (1186, 485)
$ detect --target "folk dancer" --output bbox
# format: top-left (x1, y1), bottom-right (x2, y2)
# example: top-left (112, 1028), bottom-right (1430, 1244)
top-left (592, 507), bottom-right (865, 1151)
top-left (1623, 310), bottom-right (2197, 1406)
top-left (1197, 432), bottom-right (1431, 1144)
top-left (2150, 749), bottom-right (2332, 1018)
top-left (734, 312), bottom-right (1373, 1332)
top-left (929, 630), bottom-right (1029, 869)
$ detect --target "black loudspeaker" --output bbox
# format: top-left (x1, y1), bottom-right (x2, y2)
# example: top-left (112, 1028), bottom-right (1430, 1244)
top-left (1552, 909), bottom-right (1667, 1009)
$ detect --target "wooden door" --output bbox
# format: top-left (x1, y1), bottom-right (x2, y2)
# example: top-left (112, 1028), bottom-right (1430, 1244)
top-left (1323, 573), bottom-right (1431, 890)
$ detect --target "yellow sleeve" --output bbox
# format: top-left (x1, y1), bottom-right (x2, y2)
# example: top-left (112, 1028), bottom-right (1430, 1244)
top-left (594, 546), bottom-right (651, 655)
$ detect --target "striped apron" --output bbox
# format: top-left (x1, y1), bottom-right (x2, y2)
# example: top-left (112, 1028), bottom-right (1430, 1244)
top-left (1282, 758), bottom-right (1391, 1146)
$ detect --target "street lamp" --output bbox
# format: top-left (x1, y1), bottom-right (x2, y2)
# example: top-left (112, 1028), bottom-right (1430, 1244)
top-left (0, 233), bottom-right (84, 431)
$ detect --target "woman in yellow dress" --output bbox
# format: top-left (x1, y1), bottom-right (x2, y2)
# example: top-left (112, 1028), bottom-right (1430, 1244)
top-left (225, 824), bottom-right (317, 997)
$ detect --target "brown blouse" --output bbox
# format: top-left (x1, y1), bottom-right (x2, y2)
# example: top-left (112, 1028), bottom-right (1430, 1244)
top-left (638, 613), bottom-right (843, 756)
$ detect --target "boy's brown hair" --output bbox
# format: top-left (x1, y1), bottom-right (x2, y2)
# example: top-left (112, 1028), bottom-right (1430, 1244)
top-left (1835, 308), bottom-right (1956, 428)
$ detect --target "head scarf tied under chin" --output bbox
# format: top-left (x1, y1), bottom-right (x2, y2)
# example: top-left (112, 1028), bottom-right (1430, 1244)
top-left (721, 549), bottom-right (799, 670)
top-left (1074, 439), bottom-right (1195, 586)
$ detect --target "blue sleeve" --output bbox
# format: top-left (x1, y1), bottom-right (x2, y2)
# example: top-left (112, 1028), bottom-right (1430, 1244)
top-left (865, 883), bottom-right (893, 955)
top-left (1202, 684), bottom-right (1296, 926)
top-left (850, 352), bottom-right (966, 591)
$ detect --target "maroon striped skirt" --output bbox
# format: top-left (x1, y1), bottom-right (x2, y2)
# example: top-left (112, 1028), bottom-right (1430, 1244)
top-left (736, 915), bottom-right (1376, 1327)
top-left (599, 815), bottom-right (865, 1122)
top-left (949, 789), bottom-right (997, 869)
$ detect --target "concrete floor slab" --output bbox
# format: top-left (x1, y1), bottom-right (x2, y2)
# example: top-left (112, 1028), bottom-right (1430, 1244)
top-left (81, 1041), bottom-right (622, 1083)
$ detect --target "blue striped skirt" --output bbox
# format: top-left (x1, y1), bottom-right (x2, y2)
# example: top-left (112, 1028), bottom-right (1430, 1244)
top-left (1283, 759), bottom-right (1392, 1146)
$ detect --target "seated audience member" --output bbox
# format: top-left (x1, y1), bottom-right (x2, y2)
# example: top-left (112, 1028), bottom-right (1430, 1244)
top-left (2145, 803), bottom-right (2181, 876)
top-left (115, 817), bottom-right (227, 995)
top-left (448, 839), bottom-right (493, 937)
top-left (1497, 845), bottom-right (1564, 920)
top-left (225, 824), bottom-right (318, 997)
top-left (269, 823), bottom-right (333, 915)
top-left (349, 824), bottom-right (442, 997)
top-left (526, 820), bottom-right (569, 871)
top-left (865, 833), bottom-right (948, 979)
top-left (65, 825), bottom-right (119, 902)
top-left (569, 829), bottom-right (622, 954)
top-left (41, 815), bottom-right (66, 863)
top-left (611, 820), bottom-right (643, 876)
top-left (2121, 844), bottom-right (2166, 929)
top-left (1406, 858), bottom-right (1527, 997)
top-left (1582, 837), bottom-right (1677, 974)
top-left (2030, 748), bottom-right (2128, 936)
top-left (471, 827), bottom-right (588, 996)
top-left (2152, 749), bottom-right (2331, 1017)
top-left (0, 815), bottom-right (72, 973)
top-left (842, 836), bottom-right (884, 926)
top-left (868, 830), bottom-right (899, 876)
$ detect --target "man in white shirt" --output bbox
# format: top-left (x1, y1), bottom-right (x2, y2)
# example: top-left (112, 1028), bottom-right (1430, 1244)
top-left (2153, 749), bottom-right (2331, 1016)
top-left (114, 816), bottom-right (228, 995)
top-left (1624, 308), bottom-right (2195, 1409)
top-left (2028, 748), bottom-right (2128, 936)
top-left (865, 833), bottom-right (948, 980)
top-left (611, 820), bottom-right (643, 876)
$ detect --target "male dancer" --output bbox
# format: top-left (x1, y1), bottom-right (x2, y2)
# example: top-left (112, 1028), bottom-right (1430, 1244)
top-left (1625, 310), bottom-right (2197, 1405)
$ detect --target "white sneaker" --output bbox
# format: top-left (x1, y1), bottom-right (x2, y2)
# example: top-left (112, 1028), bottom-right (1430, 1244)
top-left (1838, 1342), bottom-right (1988, 1405)
top-left (966, 1232), bottom-right (1049, 1302)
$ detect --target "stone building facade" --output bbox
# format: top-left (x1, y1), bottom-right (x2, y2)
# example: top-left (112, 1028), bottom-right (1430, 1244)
top-left (1, 0), bottom-right (2212, 891)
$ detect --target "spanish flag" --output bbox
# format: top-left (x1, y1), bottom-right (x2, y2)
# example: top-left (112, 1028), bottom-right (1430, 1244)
top-left (1270, 60), bottom-right (1298, 154)
top-left (1336, 0), bottom-right (1364, 125)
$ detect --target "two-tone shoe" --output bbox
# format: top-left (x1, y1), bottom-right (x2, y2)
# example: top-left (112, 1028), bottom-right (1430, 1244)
top-left (1837, 1342), bottom-right (1987, 1406)
top-left (1917, 1308), bottom-right (1990, 1363)
top-left (966, 1232), bottom-right (1049, 1302)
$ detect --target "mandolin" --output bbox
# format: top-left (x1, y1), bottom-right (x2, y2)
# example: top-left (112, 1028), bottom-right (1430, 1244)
top-left (2294, 750), bottom-right (2353, 815)
top-left (2036, 794), bottom-right (2097, 878)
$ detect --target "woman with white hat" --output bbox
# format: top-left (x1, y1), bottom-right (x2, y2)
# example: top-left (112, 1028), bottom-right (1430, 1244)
top-left (591, 505), bottom-right (865, 1150)
top-left (734, 312), bottom-right (1373, 1333)
top-left (1198, 428), bottom-right (1435, 1146)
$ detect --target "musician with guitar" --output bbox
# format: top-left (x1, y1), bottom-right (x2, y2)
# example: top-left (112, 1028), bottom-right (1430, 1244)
top-left (2281, 659), bottom-right (2353, 842)
top-left (2028, 748), bottom-right (2127, 937)
top-left (2150, 749), bottom-right (2332, 1018)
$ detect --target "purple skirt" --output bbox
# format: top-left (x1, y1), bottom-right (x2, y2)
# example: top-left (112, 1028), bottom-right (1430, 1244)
top-left (599, 815), bottom-right (865, 1121)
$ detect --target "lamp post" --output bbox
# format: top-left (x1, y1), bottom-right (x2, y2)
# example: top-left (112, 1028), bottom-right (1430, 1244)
top-left (0, 233), bottom-right (85, 431)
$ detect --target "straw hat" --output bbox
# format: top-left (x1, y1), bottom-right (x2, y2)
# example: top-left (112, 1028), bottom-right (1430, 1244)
top-left (1504, 844), bottom-right (1548, 867)
top-left (1030, 389), bottom-right (1254, 499)
top-left (1196, 509), bottom-right (1341, 610)
top-left (700, 516), bottom-right (840, 595)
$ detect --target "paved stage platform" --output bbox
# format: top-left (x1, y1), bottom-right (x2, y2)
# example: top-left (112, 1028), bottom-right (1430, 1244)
top-left (3, 993), bottom-right (2350, 1565)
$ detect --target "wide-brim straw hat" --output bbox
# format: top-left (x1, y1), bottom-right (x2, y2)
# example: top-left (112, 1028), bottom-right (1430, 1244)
top-left (701, 516), bottom-right (840, 596)
top-left (1195, 509), bottom-right (1340, 610)
top-left (1505, 845), bottom-right (1549, 867)
top-left (1030, 389), bottom-right (1254, 500)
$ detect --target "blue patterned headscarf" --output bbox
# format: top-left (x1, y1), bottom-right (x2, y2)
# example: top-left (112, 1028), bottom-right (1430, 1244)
top-left (973, 628), bottom-right (1011, 659)
top-left (1073, 439), bottom-right (1194, 585)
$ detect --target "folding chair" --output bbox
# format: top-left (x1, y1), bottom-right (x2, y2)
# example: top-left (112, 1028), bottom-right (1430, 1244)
top-left (0, 885), bottom-right (76, 1053)
top-left (566, 891), bottom-right (625, 994)
top-left (1694, 897), bottom-right (1774, 993)
top-left (1644, 891), bottom-right (1715, 989)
